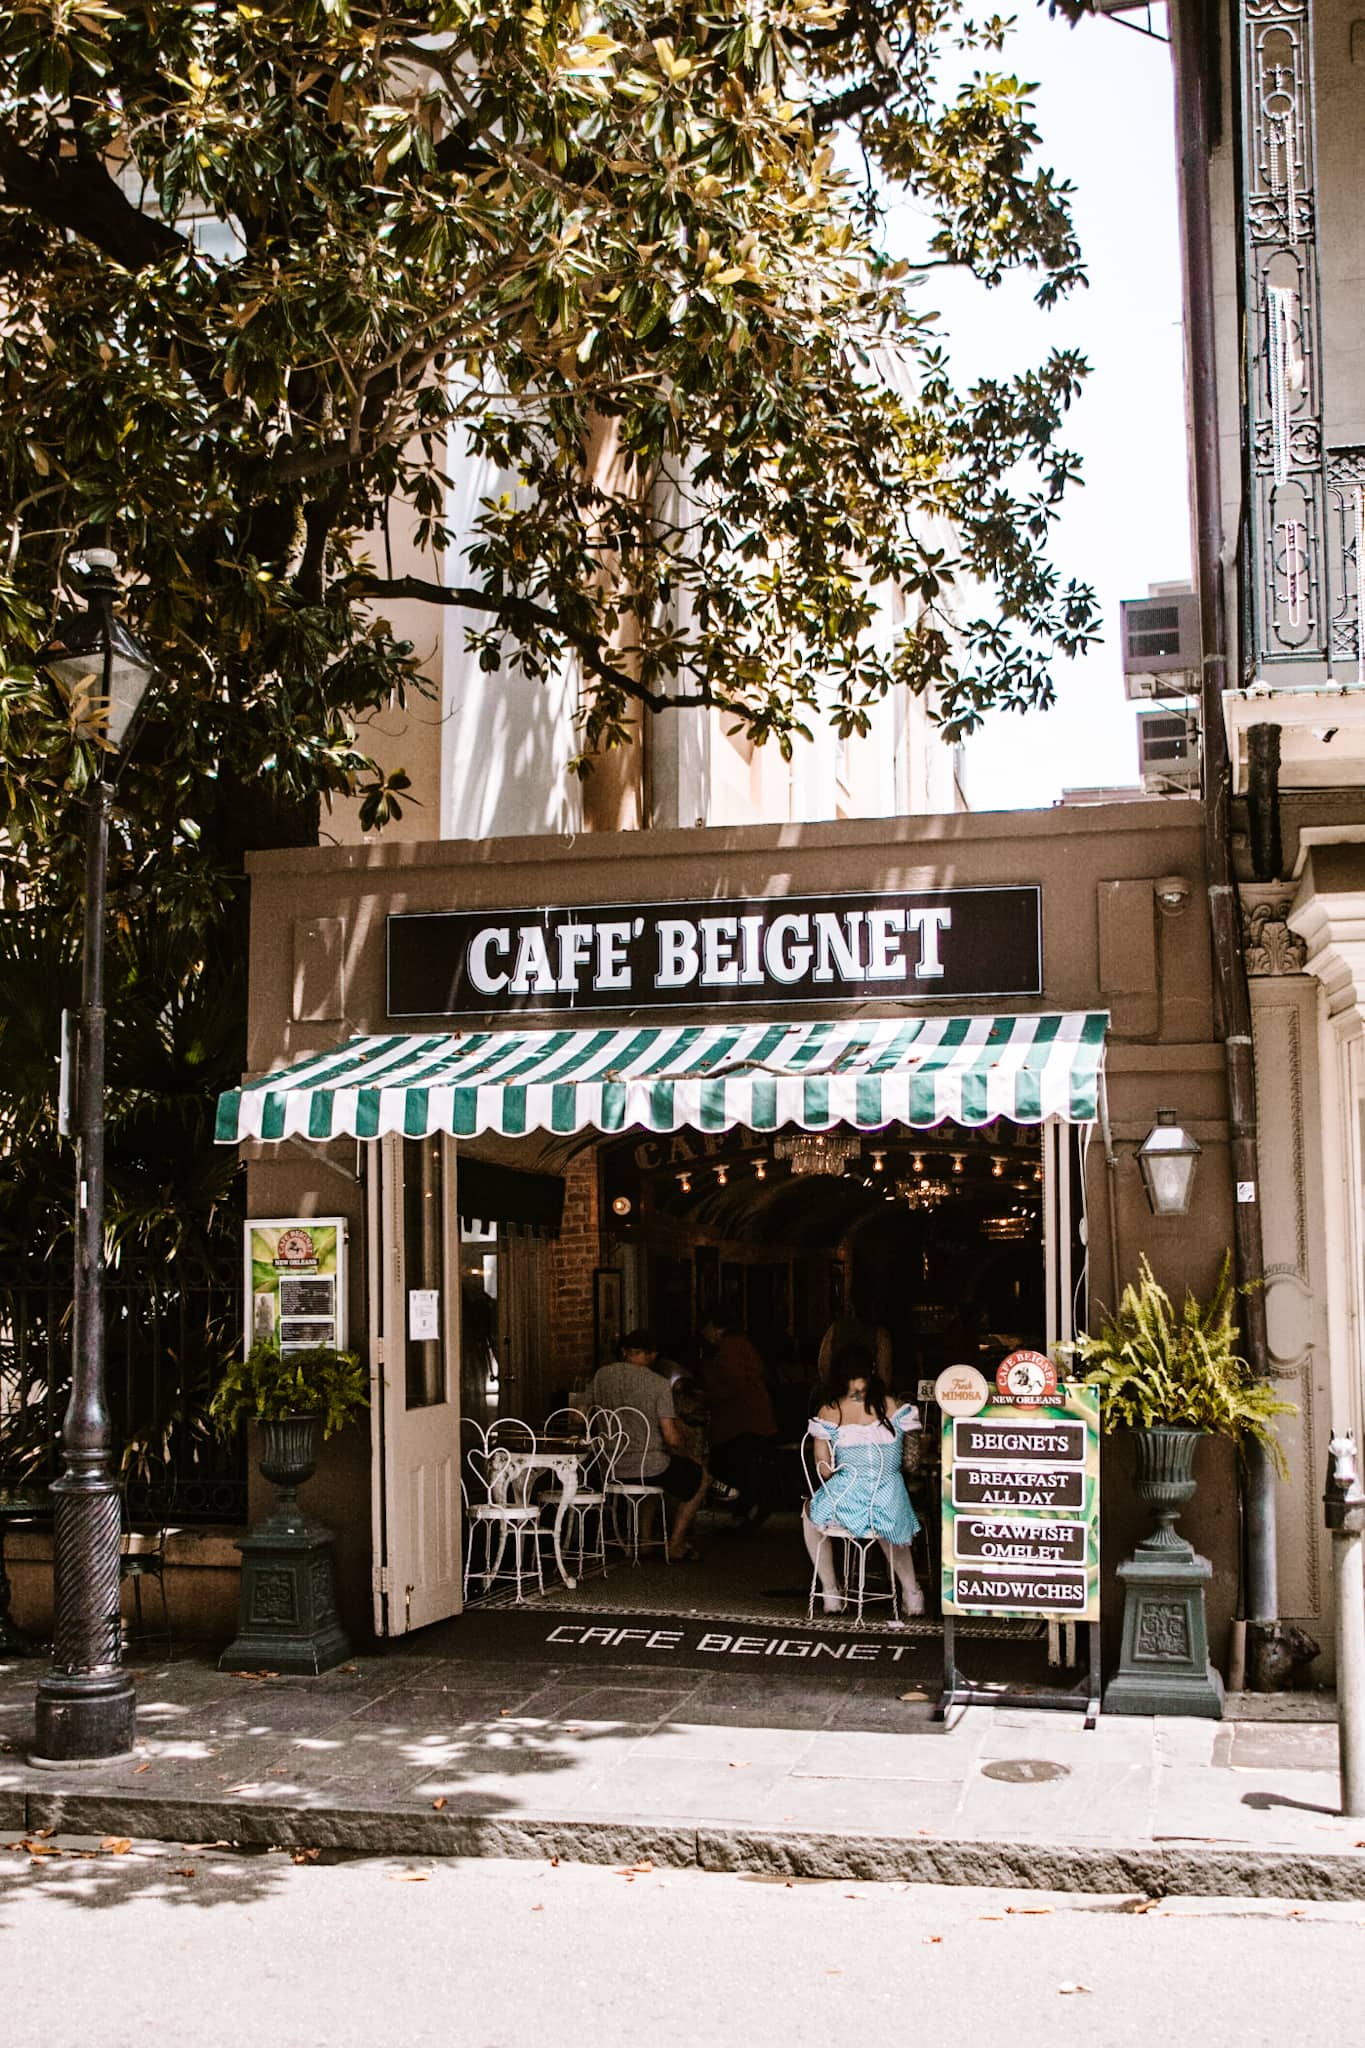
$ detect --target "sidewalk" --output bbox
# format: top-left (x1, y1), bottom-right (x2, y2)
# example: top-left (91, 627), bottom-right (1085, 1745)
top-left (0, 1632), bottom-right (1358, 1901)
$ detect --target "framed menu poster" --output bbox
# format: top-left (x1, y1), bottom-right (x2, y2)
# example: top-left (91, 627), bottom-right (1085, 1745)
top-left (246, 1218), bottom-right (347, 1354)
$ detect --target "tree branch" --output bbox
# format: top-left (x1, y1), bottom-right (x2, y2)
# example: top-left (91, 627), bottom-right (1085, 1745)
top-left (346, 572), bottom-right (714, 715)
top-left (0, 130), bottom-right (185, 269)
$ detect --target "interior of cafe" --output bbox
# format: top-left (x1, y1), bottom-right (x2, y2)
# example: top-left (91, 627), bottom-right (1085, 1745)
top-left (449, 1108), bottom-right (1068, 1628)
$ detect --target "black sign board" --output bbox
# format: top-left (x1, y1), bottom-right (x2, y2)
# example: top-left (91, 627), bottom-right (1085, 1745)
top-left (952, 1516), bottom-right (1088, 1567)
top-left (952, 1463), bottom-right (1086, 1512)
top-left (951, 1567), bottom-right (1089, 1613)
top-left (386, 885), bottom-right (1042, 1019)
top-left (953, 1418), bottom-right (1086, 1467)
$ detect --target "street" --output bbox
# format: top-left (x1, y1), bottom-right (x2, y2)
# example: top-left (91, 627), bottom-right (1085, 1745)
top-left (0, 1838), bottom-right (1358, 2048)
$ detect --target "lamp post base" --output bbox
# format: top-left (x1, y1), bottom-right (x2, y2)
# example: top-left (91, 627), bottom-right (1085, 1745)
top-left (31, 1669), bottom-right (137, 1765)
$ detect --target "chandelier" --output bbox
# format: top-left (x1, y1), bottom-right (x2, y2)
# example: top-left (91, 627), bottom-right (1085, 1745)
top-left (774, 1131), bottom-right (860, 1177)
top-left (980, 1212), bottom-right (1031, 1240)
top-left (895, 1177), bottom-right (951, 1210)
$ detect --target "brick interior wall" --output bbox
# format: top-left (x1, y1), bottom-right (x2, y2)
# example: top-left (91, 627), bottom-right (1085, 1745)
top-left (548, 1147), bottom-right (602, 1386)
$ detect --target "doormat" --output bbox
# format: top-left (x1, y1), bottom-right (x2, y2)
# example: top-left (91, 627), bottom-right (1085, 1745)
top-left (428, 1605), bottom-right (945, 1674)
top-left (474, 1588), bottom-right (1043, 1642)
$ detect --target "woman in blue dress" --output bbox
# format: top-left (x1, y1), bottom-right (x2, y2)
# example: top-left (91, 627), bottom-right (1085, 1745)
top-left (804, 1344), bottom-right (925, 1616)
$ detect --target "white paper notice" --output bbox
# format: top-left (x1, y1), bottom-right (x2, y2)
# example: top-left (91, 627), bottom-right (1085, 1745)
top-left (408, 1289), bottom-right (439, 1341)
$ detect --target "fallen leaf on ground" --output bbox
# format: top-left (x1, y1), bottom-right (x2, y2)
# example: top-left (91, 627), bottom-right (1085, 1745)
top-left (1006, 1905), bottom-right (1052, 1915)
top-left (728, 1760), bottom-right (750, 1769)
top-left (922, 1936), bottom-right (942, 1945)
top-left (531, 1903), bottom-right (544, 1911)
top-left (32, 1828), bottom-right (54, 1840)
top-left (134, 1762), bottom-right (151, 1775)
top-left (1058, 1983), bottom-right (1091, 1996)
top-left (173, 1867), bottom-right (196, 1878)
top-left (100, 1838), bottom-right (132, 1856)
top-left (618, 1860), bottom-right (654, 1876)
top-left (21, 1840), bottom-right (60, 1858)
top-left (235, 1670), bottom-right (280, 1681)
top-left (899, 1689), bottom-right (928, 1702)
top-left (498, 1708), bottom-right (512, 1717)
top-left (977, 1914), bottom-right (1002, 1921)
top-left (341, 1664), bottom-right (358, 1673)
top-left (432, 1797), bottom-right (447, 1811)
top-left (291, 1848), bottom-right (320, 1865)
top-left (550, 1855), bottom-right (560, 1868)
top-left (389, 1870), bottom-right (430, 1882)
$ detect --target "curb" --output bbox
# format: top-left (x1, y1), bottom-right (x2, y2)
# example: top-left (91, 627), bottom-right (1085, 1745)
top-left (11, 1788), bottom-right (1365, 1901)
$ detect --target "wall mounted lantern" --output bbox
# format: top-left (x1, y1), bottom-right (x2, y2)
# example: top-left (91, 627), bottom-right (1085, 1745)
top-left (1137, 1108), bottom-right (1202, 1217)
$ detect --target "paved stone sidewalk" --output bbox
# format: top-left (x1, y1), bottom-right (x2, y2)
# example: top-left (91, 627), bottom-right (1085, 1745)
top-left (0, 1643), bottom-right (1356, 1899)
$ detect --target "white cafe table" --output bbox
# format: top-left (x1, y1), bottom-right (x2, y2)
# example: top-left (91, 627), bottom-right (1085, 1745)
top-left (491, 1441), bottom-right (584, 1591)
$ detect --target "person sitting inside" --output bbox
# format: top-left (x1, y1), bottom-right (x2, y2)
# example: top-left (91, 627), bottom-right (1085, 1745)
top-left (803, 1342), bottom-right (925, 1616)
top-left (589, 1329), bottom-right (709, 1562)
top-left (699, 1314), bottom-right (778, 1523)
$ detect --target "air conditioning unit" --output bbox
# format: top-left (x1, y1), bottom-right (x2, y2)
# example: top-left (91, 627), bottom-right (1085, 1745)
top-left (1121, 589), bottom-right (1200, 700)
top-left (1137, 709), bottom-right (1200, 793)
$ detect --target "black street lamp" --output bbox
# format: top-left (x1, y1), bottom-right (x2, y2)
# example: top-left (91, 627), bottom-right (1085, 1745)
top-left (31, 550), bottom-right (155, 1765)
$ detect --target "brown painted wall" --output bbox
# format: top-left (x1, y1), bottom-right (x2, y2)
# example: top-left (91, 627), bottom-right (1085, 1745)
top-left (239, 800), bottom-right (1246, 1666)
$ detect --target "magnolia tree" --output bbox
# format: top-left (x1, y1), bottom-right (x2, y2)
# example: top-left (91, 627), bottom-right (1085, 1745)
top-left (0, 0), bottom-right (1094, 1257)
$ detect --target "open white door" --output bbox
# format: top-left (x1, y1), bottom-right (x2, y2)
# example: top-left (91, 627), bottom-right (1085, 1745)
top-left (368, 1133), bottom-right (463, 1636)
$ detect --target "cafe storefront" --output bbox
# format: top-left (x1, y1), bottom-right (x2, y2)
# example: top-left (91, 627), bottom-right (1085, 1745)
top-left (219, 799), bottom-right (1244, 1658)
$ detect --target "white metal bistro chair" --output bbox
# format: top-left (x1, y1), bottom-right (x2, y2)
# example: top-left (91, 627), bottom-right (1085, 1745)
top-left (461, 1419), bottom-right (544, 1605)
top-left (540, 1408), bottom-right (613, 1577)
top-left (800, 1432), bottom-right (899, 1626)
top-left (600, 1405), bottom-right (671, 1564)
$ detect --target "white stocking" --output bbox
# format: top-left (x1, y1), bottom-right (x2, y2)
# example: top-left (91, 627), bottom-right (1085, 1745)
top-left (881, 1539), bottom-right (924, 1616)
top-left (802, 1513), bottom-right (843, 1607)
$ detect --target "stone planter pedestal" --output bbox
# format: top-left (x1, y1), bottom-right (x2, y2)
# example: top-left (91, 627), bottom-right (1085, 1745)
top-left (220, 1415), bottom-right (351, 1676)
top-left (1104, 1426), bottom-right (1224, 1719)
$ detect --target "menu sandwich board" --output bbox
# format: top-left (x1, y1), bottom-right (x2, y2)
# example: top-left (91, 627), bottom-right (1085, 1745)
top-left (940, 1377), bottom-right (1100, 1623)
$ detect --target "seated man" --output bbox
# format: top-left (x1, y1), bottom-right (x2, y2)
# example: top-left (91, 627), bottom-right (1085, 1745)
top-left (589, 1329), bottom-right (708, 1562)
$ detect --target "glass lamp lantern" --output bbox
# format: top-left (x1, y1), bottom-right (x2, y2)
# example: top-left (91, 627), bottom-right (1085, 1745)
top-left (1137, 1108), bottom-right (1202, 1216)
top-left (41, 549), bottom-right (155, 749)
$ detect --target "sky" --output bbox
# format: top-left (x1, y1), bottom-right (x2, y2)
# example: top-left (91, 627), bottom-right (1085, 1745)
top-left (880, 2), bottom-right (1190, 810)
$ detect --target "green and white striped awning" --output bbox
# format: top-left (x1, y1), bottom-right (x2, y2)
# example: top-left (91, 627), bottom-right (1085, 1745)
top-left (217, 1012), bottom-right (1107, 1144)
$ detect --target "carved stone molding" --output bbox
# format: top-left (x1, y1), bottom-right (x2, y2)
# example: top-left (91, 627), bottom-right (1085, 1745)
top-left (1242, 886), bottom-right (1308, 973)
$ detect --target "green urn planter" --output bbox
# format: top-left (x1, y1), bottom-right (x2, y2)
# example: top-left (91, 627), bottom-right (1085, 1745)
top-left (1104, 1426), bottom-right (1224, 1719)
top-left (219, 1414), bottom-right (351, 1676)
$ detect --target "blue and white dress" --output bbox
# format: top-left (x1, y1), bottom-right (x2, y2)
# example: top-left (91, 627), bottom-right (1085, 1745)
top-left (806, 1404), bottom-right (922, 1546)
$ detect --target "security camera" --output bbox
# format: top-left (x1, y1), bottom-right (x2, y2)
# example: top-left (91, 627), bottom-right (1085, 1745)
top-left (1155, 874), bottom-right (1192, 914)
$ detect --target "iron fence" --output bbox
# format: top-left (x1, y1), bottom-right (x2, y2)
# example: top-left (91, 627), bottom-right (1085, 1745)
top-left (0, 1272), bottom-right (246, 1524)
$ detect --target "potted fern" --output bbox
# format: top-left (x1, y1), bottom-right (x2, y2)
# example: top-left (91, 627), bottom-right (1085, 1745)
top-left (1065, 1253), bottom-right (1292, 1537)
top-left (210, 1340), bottom-right (368, 1520)
top-left (211, 1341), bottom-right (368, 1676)
top-left (1063, 1254), bottom-right (1293, 1717)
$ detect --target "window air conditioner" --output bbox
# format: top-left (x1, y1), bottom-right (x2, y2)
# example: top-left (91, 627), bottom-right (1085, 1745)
top-left (1137, 709), bottom-right (1200, 793)
top-left (1121, 589), bottom-right (1200, 700)
top-left (1137, 712), bottom-right (1203, 790)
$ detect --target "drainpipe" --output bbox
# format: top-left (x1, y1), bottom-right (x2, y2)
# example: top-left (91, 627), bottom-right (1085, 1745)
top-left (1168, 0), bottom-right (1279, 1655)
top-left (1246, 723), bottom-right (1283, 883)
